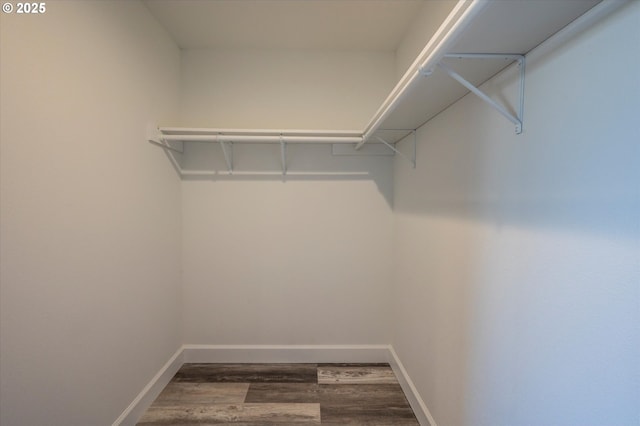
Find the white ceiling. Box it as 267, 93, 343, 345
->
143, 0, 425, 51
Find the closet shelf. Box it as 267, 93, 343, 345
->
149, 0, 621, 175
360, 0, 611, 145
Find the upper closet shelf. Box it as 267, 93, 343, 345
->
149, 0, 621, 155
359, 0, 610, 146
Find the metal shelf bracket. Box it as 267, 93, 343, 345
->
147, 124, 184, 154
280, 136, 287, 175
375, 130, 416, 169
219, 140, 233, 174
436, 53, 525, 134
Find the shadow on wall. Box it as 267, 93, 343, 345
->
391, 10, 640, 423
173, 142, 395, 208
393, 52, 639, 241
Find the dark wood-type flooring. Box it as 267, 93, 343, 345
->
138, 363, 420, 425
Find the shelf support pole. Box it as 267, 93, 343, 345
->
375, 135, 416, 169
158, 139, 184, 177
219, 140, 233, 174
280, 136, 287, 175
436, 56, 524, 134
148, 139, 183, 154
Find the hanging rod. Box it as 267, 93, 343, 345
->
159, 127, 361, 137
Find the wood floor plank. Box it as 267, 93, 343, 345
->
318, 383, 411, 405
320, 403, 419, 425
150, 383, 249, 406
137, 403, 321, 424
317, 365, 398, 384
244, 383, 319, 403
318, 383, 419, 424
174, 363, 318, 383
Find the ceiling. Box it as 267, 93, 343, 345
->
143, 0, 425, 51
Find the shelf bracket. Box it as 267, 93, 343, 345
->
436, 54, 525, 134
146, 124, 184, 177
280, 136, 287, 175
375, 133, 416, 169
147, 124, 184, 154
148, 139, 183, 154
219, 140, 233, 174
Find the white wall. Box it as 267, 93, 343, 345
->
178, 44, 397, 346
0, 2, 182, 425
392, 3, 640, 426
181, 144, 395, 345
179, 49, 396, 130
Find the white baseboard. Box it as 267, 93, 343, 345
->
114, 344, 434, 426
182, 344, 391, 363
387, 346, 436, 426
112, 346, 184, 426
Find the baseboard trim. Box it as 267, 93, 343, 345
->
112, 346, 184, 426
387, 346, 436, 426
114, 344, 434, 426
183, 344, 391, 363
